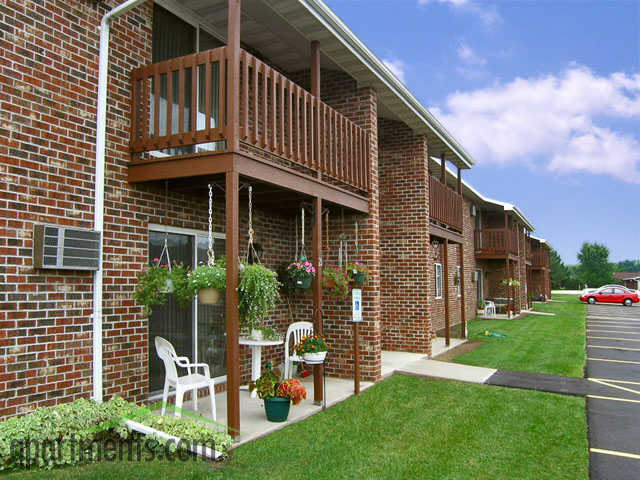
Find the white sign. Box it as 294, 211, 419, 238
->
352, 289, 362, 322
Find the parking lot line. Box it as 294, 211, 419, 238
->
588, 345, 640, 352
588, 336, 640, 342
588, 357, 640, 365
588, 395, 640, 404
589, 378, 640, 386
588, 323, 640, 329
590, 448, 640, 460
589, 378, 640, 396
587, 329, 640, 335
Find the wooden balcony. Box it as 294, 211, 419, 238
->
474, 228, 518, 258
532, 251, 550, 270
128, 46, 370, 209
429, 177, 463, 232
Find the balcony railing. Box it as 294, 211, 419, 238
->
130, 46, 369, 192
474, 228, 518, 256
532, 251, 550, 269
429, 177, 463, 231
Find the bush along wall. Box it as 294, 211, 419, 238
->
0, 397, 233, 471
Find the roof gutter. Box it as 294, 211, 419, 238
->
93, 0, 148, 403
297, 0, 474, 169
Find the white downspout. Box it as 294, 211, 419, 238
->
93, 0, 148, 403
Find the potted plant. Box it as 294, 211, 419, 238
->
188, 258, 226, 305
294, 333, 329, 363
286, 261, 316, 290
322, 265, 350, 298
238, 263, 281, 338
346, 261, 368, 286
251, 364, 306, 422
134, 261, 173, 315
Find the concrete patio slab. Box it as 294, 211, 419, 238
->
396, 359, 496, 384
164, 374, 374, 447
381, 350, 427, 377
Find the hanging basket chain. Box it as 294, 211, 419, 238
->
207, 184, 215, 266
245, 185, 261, 265
157, 180, 172, 272
299, 206, 307, 261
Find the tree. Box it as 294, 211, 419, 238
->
615, 260, 640, 272
549, 249, 568, 289
577, 242, 614, 288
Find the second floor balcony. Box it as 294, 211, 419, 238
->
429, 176, 463, 232
531, 251, 550, 269
128, 46, 370, 195
475, 228, 518, 258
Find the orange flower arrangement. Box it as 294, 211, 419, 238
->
277, 378, 307, 405
294, 334, 329, 356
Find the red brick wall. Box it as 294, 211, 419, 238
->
378, 119, 430, 353
0, 0, 386, 421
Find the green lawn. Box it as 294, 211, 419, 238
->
4, 375, 588, 480
453, 294, 585, 377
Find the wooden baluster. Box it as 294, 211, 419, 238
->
302, 91, 307, 165
279, 75, 285, 155
242, 50, 248, 140
295, 86, 300, 161
153, 64, 160, 145
252, 56, 258, 145
328, 109, 333, 177
262, 65, 268, 148
287, 79, 293, 159
219, 50, 226, 131
166, 68, 173, 144
204, 58, 211, 140
190, 55, 197, 141
271, 68, 276, 152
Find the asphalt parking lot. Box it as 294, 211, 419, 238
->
586, 303, 640, 479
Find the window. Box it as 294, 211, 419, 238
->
148, 225, 226, 394
435, 263, 443, 299
456, 266, 461, 297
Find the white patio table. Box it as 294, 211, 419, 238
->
239, 337, 284, 398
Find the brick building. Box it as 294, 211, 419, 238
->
0, 0, 551, 434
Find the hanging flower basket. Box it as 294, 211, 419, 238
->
322, 265, 350, 298
188, 262, 226, 306
286, 261, 316, 290
347, 262, 369, 287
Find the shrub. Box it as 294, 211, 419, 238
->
0, 396, 232, 471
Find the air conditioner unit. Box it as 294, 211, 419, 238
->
33, 224, 101, 270
471, 205, 477, 217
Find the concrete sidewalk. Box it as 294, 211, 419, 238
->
397, 359, 496, 384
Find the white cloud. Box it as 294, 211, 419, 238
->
457, 43, 486, 66
383, 58, 407, 83
431, 65, 640, 183
418, 0, 502, 27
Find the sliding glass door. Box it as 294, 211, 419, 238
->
148, 228, 226, 393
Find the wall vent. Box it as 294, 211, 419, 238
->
33, 225, 100, 270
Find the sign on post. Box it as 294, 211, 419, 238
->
352, 288, 362, 322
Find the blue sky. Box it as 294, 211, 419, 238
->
325, 0, 640, 264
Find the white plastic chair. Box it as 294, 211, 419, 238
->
284, 321, 314, 379
484, 300, 496, 318
154, 336, 216, 421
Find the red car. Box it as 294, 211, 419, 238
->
580, 286, 639, 306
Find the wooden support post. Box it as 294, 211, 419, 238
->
459, 242, 466, 339
505, 257, 511, 315
440, 154, 446, 184
354, 321, 360, 395
225, 169, 240, 438
311, 41, 321, 178
443, 238, 450, 346
312, 196, 323, 404
227, 0, 241, 152
457, 166, 462, 194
